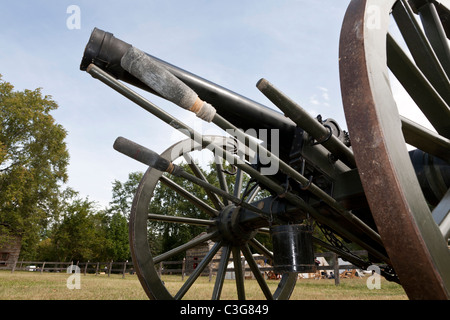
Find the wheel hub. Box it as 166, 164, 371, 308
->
215, 204, 258, 246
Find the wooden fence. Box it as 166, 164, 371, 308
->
1, 250, 368, 285
2, 260, 135, 278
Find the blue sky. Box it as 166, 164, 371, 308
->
0, 1, 355, 207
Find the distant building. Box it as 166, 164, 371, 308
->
185, 232, 223, 276
0, 233, 22, 269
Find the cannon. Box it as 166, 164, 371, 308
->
80, 0, 450, 300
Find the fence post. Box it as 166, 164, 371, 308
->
122, 261, 127, 279
209, 263, 213, 282
11, 259, 17, 273
182, 258, 186, 281
84, 261, 89, 276
108, 260, 113, 277
333, 253, 340, 286
40, 262, 46, 274
95, 262, 99, 275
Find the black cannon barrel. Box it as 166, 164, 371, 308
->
80, 28, 296, 160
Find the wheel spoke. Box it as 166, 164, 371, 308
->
418, 2, 450, 78
177, 169, 268, 217
257, 227, 270, 234
153, 231, 218, 264
175, 241, 222, 300
160, 175, 220, 217
249, 238, 273, 261
147, 213, 215, 227
401, 116, 450, 163
215, 156, 230, 205
231, 247, 245, 300
387, 33, 450, 139
234, 168, 243, 198
432, 187, 450, 238
212, 244, 231, 300
245, 185, 261, 203
241, 244, 273, 300
392, 0, 450, 107
184, 153, 224, 210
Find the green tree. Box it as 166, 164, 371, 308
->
108, 171, 162, 255
105, 172, 142, 261
0, 76, 69, 257
37, 188, 132, 262
105, 212, 130, 261
109, 171, 143, 217
47, 191, 107, 262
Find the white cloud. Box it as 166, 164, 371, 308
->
309, 86, 331, 109
319, 86, 330, 101
309, 95, 320, 105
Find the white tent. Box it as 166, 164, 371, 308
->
225, 261, 238, 280
298, 256, 331, 279
338, 257, 366, 277
225, 254, 266, 280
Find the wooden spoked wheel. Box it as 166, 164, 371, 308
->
340, 0, 450, 299
129, 136, 297, 300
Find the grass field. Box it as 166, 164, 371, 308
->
0, 270, 407, 300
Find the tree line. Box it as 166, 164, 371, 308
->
0, 76, 271, 263
0, 75, 350, 265
0, 75, 130, 262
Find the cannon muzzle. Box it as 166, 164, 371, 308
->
81, 28, 297, 159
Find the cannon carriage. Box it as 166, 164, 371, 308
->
80, 0, 450, 299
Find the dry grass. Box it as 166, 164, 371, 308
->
164, 275, 407, 300
0, 270, 407, 300
0, 271, 147, 300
